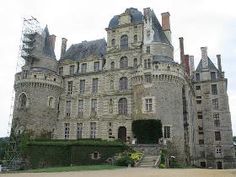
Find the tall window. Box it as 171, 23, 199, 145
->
134, 35, 137, 43
109, 99, 113, 113
119, 77, 128, 91
64, 123, 70, 139
211, 72, 216, 80
213, 113, 220, 127
92, 78, 98, 93
215, 146, 222, 157
48, 97, 54, 108
211, 84, 218, 95
80, 80, 85, 94
77, 123, 83, 139
215, 131, 221, 141
145, 98, 153, 112
94, 62, 99, 72
65, 100, 71, 116
196, 73, 200, 81
145, 74, 152, 83
81, 63, 87, 73
67, 81, 73, 95
133, 58, 138, 67
18, 93, 27, 109
197, 112, 203, 119
120, 56, 128, 68
91, 99, 97, 113
144, 59, 151, 69
69, 65, 75, 75
212, 98, 219, 109
164, 126, 171, 138
146, 46, 150, 54
78, 100, 83, 117
118, 98, 127, 115
90, 122, 97, 139
111, 39, 115, 47
111, 62, 115, 70
59, 67, 63, 75
120, 35, 128, 49
110, 80, 114, 90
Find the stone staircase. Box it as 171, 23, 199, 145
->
139, 155, 160, 168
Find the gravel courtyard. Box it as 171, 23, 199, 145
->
1, 168, 236, 177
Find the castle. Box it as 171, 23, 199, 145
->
11, 8, 235, 168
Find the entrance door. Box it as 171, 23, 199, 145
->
216, 161, 223, 169
118, 126, 126, 142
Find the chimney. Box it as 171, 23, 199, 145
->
201, 47, 208, 68
184, 55, 190, 75
60, 38, 67, 59
189, 55, 195, 75
216, 54, 222, 72
179, 37, 184, 64
161, 12, 171, 43
48, 34, 56, 51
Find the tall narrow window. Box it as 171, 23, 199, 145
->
18, 93, 27, 109
81, 63, 87, 73
120, 56, 128, 69
65, 100, 71, 116
213, 113, 220, 127
94, 62, 99, 72
211, 84, 218, 95
146, 46, 150, 54
92, 78, 98, 93
145, 74, 152, 83
120, 35, 128, 49
67, 81, 73, 94
109, 99, 113, 113
215, 131, 221, 141
90, 122, 97, 139
110, 80, 114, 90
77, 123, 83, 139
111, 62, 115, 70
164, 126, 171, 138
111, 39, 115, 47
59, 67, 63, 76
133, 58, 138, 67
48, 97, 54, 108
144, 59, 151, 69
196, 73, 200, 81
145, 98, 153, 112
119, 77, 128, 91
91, 99, 97, 113
118, 98, 127, 115
80, 80, 85, 94
69, 65, 75, 75
134, 35, 137, 43
212, 98, 219, 109
78, 100, 83, 117
64, 123, 70, 139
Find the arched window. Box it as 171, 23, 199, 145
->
19, 93, 27, 109
134, 35, 137, 43
111, 39, 115, 47
118, 98, 127, 115
133, 58, 138, 67
120, 56, 128, 69
120, 35, 128, 49
119, 77, 128, 90
109, 99, 113, 113
111, 62, 115, 70
48, 97, 55, 108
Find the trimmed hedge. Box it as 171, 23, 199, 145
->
23, 139, 128, 169
132, 119, 162, 144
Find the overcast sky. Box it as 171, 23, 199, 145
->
0, 0, 236, 137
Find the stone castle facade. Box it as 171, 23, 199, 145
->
11, 8, 235, 168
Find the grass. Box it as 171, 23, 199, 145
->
24, 164, 123, 173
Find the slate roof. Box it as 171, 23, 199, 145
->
108, 8, 143, 29
196, 57, 219, 72
63, 39, 106, 61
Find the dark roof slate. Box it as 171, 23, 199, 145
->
196, 57, 219, 72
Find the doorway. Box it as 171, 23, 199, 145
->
118, 126, 127, 142
216, 161, 223, 169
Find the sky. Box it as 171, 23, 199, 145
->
0, 0, 236, 137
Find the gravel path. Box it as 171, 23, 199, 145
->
1, 168, 236, 177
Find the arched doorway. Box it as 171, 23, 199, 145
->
216, 161, 223, 169
118, 126, 126, 142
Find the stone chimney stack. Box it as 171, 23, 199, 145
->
60, 38, 67, 59
161, 12, 171, 43
179, 37, 184, 64
48, 34, 56, 51
201, 47, 208, 68
184, 55, 190, 75
216, 54, 222, 72
189, 55, 195, 76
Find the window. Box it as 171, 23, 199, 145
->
147, 30, 150, 38
18, 93, 27, 109
65, 100, 71, 116
78, 100, 83, 117
92, 78, 98, 93
64, 123, 70, 139
215, 146, 222, 157
134, 35, 137, 43
90, 122, 97, 139
196, 96, 202, 104
144, 59, 151, 69
145, 74, 152, 83
197, 112, 203, 119
91, 151, 100, 160
111, 39, 115, 47
211, 84, 218, 95
94, 62, 99, 72
198, 126, 204, 134
118, 98, 127, 115
22, 70, 28, 79
120, 56, 128, 68
119, 77, 128, 90
109, 99, 113, 113
213, 113, 220, 127
48, 97, 54, 108
80, 80, 85, 94
120, 35, 128, 49
196, 85, 201, 90
59, 67, 63, 75
145, 98, 153, 112
108, 128, 113, 138
212, 98, 219, 109
69, 65, 75, 75
81, 63, 87, 73
146, 46, 150, 54
77, 123, 83, 139
91, 99, 97, 113
196, 73, 200, 81
67, 81, 73, 94
199, 139, 204, 145
200, 162, 206, 168
111, 62, 115, 70
215, 131, 221, 141
133, 58, 138, 67
211, 72, 216, 80
110, 80, 114, 90
164, 126, 171, 138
